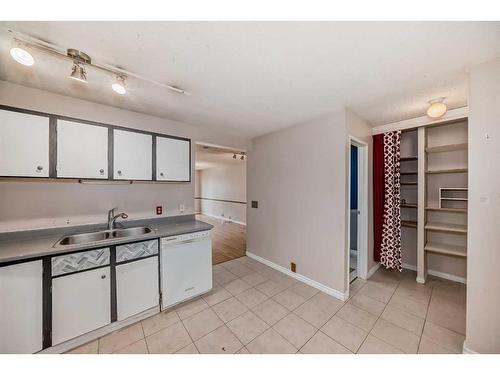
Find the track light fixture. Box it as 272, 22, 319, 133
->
7, 30, 190, 96
67, 49, 91, 84
112, 75, 127, 95
10, 46, 34, 66
233, 154, 237, 159
240, 154, 245, 160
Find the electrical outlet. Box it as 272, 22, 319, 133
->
291, 262, 296, 273
156, 206, 163, 215
179, 204, 185, 213
251, 200, 258, 208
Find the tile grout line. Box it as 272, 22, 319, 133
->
353, 272, 403, 353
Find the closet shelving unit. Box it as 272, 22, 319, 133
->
400, 131, 419, 230
416, 118, 469, 283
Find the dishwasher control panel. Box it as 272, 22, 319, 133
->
161, 230, 210, 246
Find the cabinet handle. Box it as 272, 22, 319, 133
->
160, 172, 165, 177
117, 170, 122, 176
99, 169, 105, 175
36, 165, 43, 172
101, 274, 106, 279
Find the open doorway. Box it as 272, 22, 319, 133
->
350, 144, 359, 282
347, 136, 369, 291
195, 143, 247, 265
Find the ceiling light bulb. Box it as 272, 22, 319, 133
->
426, 98, 447, 118
70, 63, 87, 83
10, 47, 34, 66
112, 75, 127, 95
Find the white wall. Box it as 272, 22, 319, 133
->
465, 58, 500, 353
0, 81, 250, 232
198, 161, 246, 224
247, 110, 369, 296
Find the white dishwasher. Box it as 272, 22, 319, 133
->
160, 230, 212, 309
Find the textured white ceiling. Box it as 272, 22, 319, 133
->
1, 22, 499, 139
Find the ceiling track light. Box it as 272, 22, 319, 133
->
426, 98, 447, 119
68, 49, 91, 83
112, 75, 127, 95
10, 45, 35, 66
233, 154, 237, 159
7, 29, 190, 95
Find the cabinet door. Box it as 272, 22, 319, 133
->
0, 260, 43, 353
116, 257, 159, 321
156, 136, 190, 181
113, 129, 152, 180
57, 120, 108, 179
52, 267, 110, 345
0, 109, 49, 177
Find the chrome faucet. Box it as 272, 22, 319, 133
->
107, 208, 128, 230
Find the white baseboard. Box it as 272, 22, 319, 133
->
200, 212, 246, 226
402, 263, 467, 284
462, 343, 478, 354
367, 263, 381, 279
246, 251, 346, 301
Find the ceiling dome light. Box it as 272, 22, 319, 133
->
426, 98, 447, 119
112, 75, 127, 95
70, 62, 88, 83
10, 47, 34, 66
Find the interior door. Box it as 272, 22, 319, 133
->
52, 267, 111, 345
57, 119, 108, 179
113, 129, 152, 180
0, 260, 43, 353
116, 257, 159, 321
156, 136, 190, 181
0, 109, 49, 177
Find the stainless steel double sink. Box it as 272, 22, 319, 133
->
55, 226, 153, 247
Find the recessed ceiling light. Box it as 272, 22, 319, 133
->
112, 75, 127, 95
10, 47, 34, 66
69, 62, 88, 83
426, 98, 447, 118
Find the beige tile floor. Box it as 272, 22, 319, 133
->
67, 256, 466, 354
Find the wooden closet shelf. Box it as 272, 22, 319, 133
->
401, 203, 418, 208
440, 197, 468, 201
402, 220, 418, 228
401, 182, 418, 186
425, 242, 467, 258
425, 222, 467, 234
401, 172, 418, 175
401, 156, 418, 161
425, 207, 467, 213
426, 168, 468, 174
426, 143, 468, 153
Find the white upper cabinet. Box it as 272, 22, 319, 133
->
113, 129, 152, 180
156, 136, 190, 181
57, 120, 108, 179
0, 109, 49, 177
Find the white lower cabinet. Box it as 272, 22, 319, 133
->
52, 267, 111, 345
0, 260, 43, 353
116, 257, 159, 321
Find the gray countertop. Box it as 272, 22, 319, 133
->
0, 214, 213, 264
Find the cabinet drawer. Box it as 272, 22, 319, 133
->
51, 248, 110, 276
116, 240, 158, 263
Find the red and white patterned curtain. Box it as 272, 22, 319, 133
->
380, 131, 402, 271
